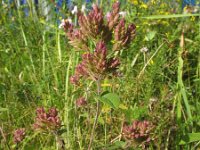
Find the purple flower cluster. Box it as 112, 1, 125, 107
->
62, 2, 136, 51
33, 107, 61, 133
107, 2, 120, 30
113, 19, 136, 51
13, 128, 26, 144
122, 120, 153, 142
61, 2, 136, 84
76, 97, 87, 107
79, 4, 104, 40
70, 41, 120, 84
63, 19, 88, 51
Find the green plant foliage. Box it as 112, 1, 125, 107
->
105, 141, 127, 150
180, 133, 200, 145
100, 92, 120, 109
144, 31, 157, 41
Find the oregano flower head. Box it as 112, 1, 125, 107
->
62, 2, 136, 84
61, 1, 136, 51
33, 107, 61, 133
122, 120, 153, 143
13, 128, 26, 144
70, 41, 120, 84
76, 97, 87, 107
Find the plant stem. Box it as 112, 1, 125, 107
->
177, 30, 192, 122
0, 127, 11, 150
88, 79, 101, 150
138, 42, 165, 78
55, 134, 65, 150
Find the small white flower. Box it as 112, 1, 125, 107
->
59, 18, 72, 29
193, 6, 199, 13
119, 11, 127, 17
140, 47, 149, 53
67, 18, 72, 24
92, 3, 96, 8
81, 5, 86, 12
72, 5, 78, 14
58, 24, 63, 29
59, 19, 65, 29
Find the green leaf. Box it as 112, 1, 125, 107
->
0, 107, 8, 112
100, 92, 120, 109
57, 129, 68, 135
145, 31, 157, 41
139, 14, 200, 19
98, 117, 105, 125
124, 106, 148, 122
179, 133, 200, 145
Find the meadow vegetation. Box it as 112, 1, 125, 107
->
0, 0, 200, 149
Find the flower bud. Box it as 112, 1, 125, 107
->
13, 128, 26, 144
76, 97, 87, 107
33, 107, 61, 133
122, 120, 153, 144
70, 75, 80, 85
107, 1, 120, 30
95, 41, 107, 59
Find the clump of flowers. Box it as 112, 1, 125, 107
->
76, 97, 87, 107
61, 2, 136, 149
61, 1, 136, 52
106, 1, 120, 30
140, 47, 149, 53
113, 18, 136, 50
61, 2, 135, 84
33, 107, 61, 133
13, 128, 26, 144
70, 41, 120, 84
122, 120, 154, 147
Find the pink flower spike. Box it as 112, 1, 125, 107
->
76, 97, 87, 107
13, 128, 26, 144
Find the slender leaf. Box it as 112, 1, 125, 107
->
179, 133, 200, 145
139, 14, 200, 19
100, 93, 120, 109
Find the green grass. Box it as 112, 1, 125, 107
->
0, 1, 200, 149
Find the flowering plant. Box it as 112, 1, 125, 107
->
13, 128, 26, 144
60, 2, 136, 149
123, 120, 153, 142
33, 107, 61, 133
61, 2, 135, 84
